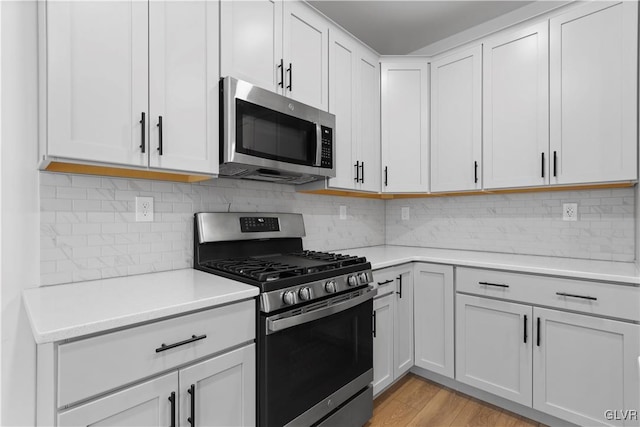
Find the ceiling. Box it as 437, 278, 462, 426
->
308, 1, 536, 55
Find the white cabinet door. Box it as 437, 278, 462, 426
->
46, 1, 148, 167
550, 1, 638, 185
220, 0, 282, 93
328, 30, 358, 190
533, 308, 640, 427
393, 270, 414, 379
430, 46, 482, 192
381, 61, 429, 193
456, 294, 533, 406
149, 1, 218, 174
356, 49, 381, 193
58, 372, 176, 427
179, 344, 256, 427
373, 293, 394, 396
282, 1, 329, 111
413, 264, 454, 378
483, 22, 549, 189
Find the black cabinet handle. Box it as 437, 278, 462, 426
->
396, 275, 402, 298
384, 166, 388, 187
168, 392, 176, 427
553, 151, 557, 177
187, 384, 195, 426
155, 334, 207, 353
286, 63, 292, 91
523, 315, 527, 344
139, 112, 146, 153
354, 161, 360, 182
157, 116, 163, 156
278, 59, 284, 88
377, 279, 394, 286
372, 311, 377, 338
360, 161, 364, 183
536, 317, 541, 347
556, 292, 597, 301
541, 152, 545, 178
474, 161, 478, 183
478, 281, 509, 288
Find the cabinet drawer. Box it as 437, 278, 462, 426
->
456, 267, 639, 321
372, 265, 409, 298
57, 300, 255, 408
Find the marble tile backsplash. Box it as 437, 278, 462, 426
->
386, 188, 636, 262
40, 173, 385, 286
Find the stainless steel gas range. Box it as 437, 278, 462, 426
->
193, 212, 375, 427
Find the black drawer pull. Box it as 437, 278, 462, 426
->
555, 292, 597, 301
537, 317, 541, 347
523, 315, 527, 344
168, 392, 176, 427
155, 334, 207, 353
157, 116, 163, 156
139, 112, 146, 153
478, 281, 509, 288
396, 275, 403, 298
354, 161, 360, 182
187, 384, 195, 426
474, 161, 478, 183
377, 279, 394, 286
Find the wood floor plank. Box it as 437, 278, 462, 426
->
406, 388, 468, 426
394, 378, 441, 410
449, 397, 485, 427
365, 398, 419, 426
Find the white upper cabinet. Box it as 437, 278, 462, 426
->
549, 1, 638, 185
381, 60, 429, 193
328, 29, 358, 190
148, 1, 219, 174
483, 22, 549, 189
220, 0, 283, 93
430, 46, 482, 192
283, 1, 329, 110
46, 1, 149, 167
43, 1, 219, 176
327, 28, 380, 192
356, 49, 381, 193
221, 0, 328, 111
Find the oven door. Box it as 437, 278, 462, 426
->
259, 288, 374, 427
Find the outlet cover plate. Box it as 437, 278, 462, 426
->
135, 196, 154, 222
562, 203, 577, 221
401, 206, 410, 221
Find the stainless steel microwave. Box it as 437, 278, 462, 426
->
219, 76, 336, 184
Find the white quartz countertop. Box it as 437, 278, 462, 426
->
23, 269, 258, 344
341, 245, 640, 285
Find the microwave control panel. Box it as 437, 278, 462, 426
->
320, 126, 333, 169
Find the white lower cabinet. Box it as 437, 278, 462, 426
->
413, 263, 454, 378
455, 295, 533, 406
372, 293, 394, 395
456, 286, 640, 427
58, 372, 176, 427
58, 345, 255, 427
533, 308, 639, 427
372, 265, 413, 395
38, 300, 256, 426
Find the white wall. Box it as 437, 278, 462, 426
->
1, 1, 39, 425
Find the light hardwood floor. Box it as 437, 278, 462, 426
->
365, 374, 545, 427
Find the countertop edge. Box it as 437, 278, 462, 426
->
25, 287, 259, 345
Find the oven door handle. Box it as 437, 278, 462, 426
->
266, 289, 376, 334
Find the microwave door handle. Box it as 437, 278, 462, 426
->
315, 123, 322, 167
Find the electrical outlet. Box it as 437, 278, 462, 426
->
401, 206, 410, 221
135, 197, 154, 222
562, 203, 578, 221
339, 205, 347, 220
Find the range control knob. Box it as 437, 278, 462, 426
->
298, 287, 312, 301
324, 280, 337, 294
347, 275, 358, 287
358, 272, 368, 283
282, 290, 296, 306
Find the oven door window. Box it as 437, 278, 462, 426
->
236, 99, 317, 166
260, 299, 373, 427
